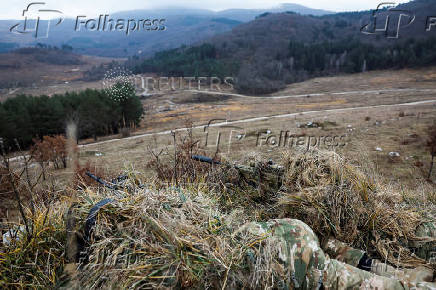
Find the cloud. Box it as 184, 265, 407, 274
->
0, 0, 411, 19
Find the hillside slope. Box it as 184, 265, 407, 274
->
0, 47, 113, 89
0, 3, 332, 57
133, 0, 436, 94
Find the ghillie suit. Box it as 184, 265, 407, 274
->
191, 155, 285, 219
237, 218, 436, 289
209, 151, 435, 269
324, 238, 435, 286
62, 150, 436, 288
278, 149, 436, 270
64, 187, 436, 289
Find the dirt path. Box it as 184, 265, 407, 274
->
187, 88, 436, 100
7, 89, 436, 163
82, 98, 436, 148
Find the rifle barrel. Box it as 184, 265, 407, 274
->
191, 155, 221, 165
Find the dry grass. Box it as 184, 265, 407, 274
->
74, 183, 247, 289
0, 204, 66, 288
1, 147, 435, 288
64, 148, 435, 288
278, 149, 435, 269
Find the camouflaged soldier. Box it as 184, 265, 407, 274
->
411, 221, 436, 264
219, 159, 284, 201
324, 238, 435, 286
236, 218, 436, 289
324, 220, 436, 269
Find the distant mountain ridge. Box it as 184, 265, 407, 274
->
0, 3, 333, 57
131, 0, 436, 94
112, 4, 333, 20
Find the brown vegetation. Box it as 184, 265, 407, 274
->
279, 149, 433, 268
31, 135, 74, 171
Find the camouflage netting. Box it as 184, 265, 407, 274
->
279, 149, 436, 269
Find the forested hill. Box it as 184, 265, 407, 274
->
130, 0, 436, 94
0, 3, 332, 57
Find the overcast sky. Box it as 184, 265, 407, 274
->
1, 0, 411, 19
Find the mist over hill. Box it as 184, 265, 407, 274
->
130, 0, 436, 94
0, 3, 332, 57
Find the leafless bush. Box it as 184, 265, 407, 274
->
146, 121, 220, 186
31, 135, 74, 171
0, 138, 65, 236
0, 140, 34, 237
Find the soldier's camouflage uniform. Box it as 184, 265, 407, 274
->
412, 222, 436, 263
325, 237, 435, 286
237, 218, 436, 289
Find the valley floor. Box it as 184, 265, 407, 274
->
5, 67, 436, 190
76, 67, 436, 188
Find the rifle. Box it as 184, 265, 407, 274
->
86, 172, 117, 190
191, 155, 221, 165
191, 155, 284, 195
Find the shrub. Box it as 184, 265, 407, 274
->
31, 135, 72, 170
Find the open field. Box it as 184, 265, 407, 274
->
0, 52, 118, 99
140, 67, 436, 132
3, 66, 436, 190
25, 66, 429, 191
